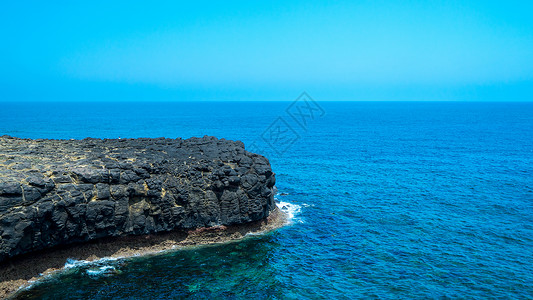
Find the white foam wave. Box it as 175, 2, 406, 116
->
15, 258, 120, 294
86, 265, 118, 277
64, 258, 90, 269
276, 201, 303, 223
64, 257, 120, 269
244, 231, 265, 237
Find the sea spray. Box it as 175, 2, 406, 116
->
86, 266, 120, 278
276, 201, 303, 224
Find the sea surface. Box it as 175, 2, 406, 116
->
1, 101, 533, 299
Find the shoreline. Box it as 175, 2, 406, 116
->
0, 207, 288, 299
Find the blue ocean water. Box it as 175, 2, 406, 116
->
1, 101, 533, 299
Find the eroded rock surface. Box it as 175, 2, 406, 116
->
0, 136, 276, 262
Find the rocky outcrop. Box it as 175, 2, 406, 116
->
0, 136, 276, 263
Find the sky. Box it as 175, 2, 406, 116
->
1, 1, 533, 101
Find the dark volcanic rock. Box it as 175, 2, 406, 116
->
0, 136, 276, 262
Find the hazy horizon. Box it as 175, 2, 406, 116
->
2, 1, 533, 102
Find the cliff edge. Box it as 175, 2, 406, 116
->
0, 136, 276, 263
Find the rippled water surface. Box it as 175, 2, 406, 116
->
2, 101, 533, 299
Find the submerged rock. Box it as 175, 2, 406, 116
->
0, 136, 276, 263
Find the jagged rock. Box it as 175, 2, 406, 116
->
0, 136, 276, 262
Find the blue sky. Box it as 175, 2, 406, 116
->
1, 1, 532, 101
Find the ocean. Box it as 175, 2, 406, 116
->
1, 101, 532, 299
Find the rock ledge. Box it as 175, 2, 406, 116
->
0, 136, 276, 263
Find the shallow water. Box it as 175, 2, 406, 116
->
2, 101, 533, 299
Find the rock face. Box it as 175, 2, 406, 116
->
0, 136, 276, 263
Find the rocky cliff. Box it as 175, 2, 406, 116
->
0, 136, 276, 263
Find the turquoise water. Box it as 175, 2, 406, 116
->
2, 101, 533, 299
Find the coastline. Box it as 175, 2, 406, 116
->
0, 207, 288, 299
